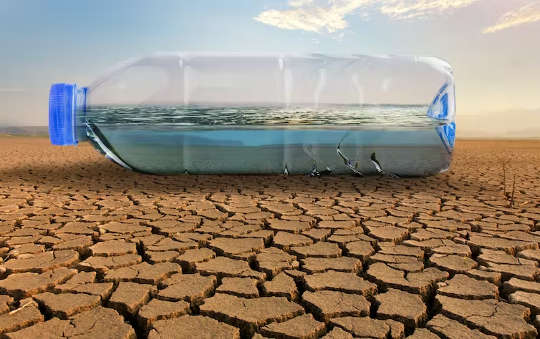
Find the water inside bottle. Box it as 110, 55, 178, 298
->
84, 104, 454, 176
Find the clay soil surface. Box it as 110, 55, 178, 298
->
0, 137, 539, 338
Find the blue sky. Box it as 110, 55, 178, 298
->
1, 0, 539, 136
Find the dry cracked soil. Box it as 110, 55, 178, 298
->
0, 137, 539, 339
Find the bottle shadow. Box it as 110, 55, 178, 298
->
0, 158, 490, 198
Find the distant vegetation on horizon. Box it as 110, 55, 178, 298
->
0, 126, 49, 136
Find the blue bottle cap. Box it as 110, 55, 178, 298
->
49, 83, 78, 145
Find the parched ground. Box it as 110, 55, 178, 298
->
0, 137, 539, 339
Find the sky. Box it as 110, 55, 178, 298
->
1, 0, 539, 137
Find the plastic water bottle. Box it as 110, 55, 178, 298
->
49, 53, 455, 176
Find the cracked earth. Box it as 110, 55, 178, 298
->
0, 137, 539, 338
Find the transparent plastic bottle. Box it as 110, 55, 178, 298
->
49, 53, 456, 176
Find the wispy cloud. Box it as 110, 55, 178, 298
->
254, 0, 372, 33
254, 0, 480, 33
379, 0, 480, 19
483, 2, 540, 33
255, 0, 540, 35
289, 0, 315, 7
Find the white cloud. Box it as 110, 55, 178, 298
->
255, 0, 481, 33
255, 0, 540, 35
289, 0, 315, 7
254, 0, 373, 33
483, 2, 540, 33
380, 0, 480, 19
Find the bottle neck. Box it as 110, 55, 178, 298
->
75, 86, 88, 142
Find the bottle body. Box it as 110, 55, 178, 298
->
53, 53, 456, 176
